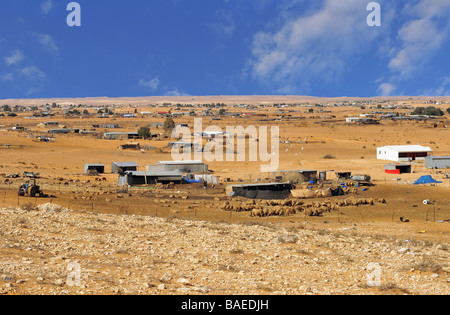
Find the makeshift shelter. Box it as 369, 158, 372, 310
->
331, 186, 345, 196
119, 142, 141, 150
147, 160, 207, 174
425, 156, 450, 169
414, 175, 442, 185
118, 171, 183, 186
268, 170, 317, 183
384, 164, 412, 174
104, 132, 139, 140
230, 183, 293, 200
335, 172, 352, 180
111, 162, 139, 174
84, 164, 105, 174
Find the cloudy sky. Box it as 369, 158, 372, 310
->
0, 0, 449, 98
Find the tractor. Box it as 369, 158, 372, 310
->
18, 179, 45, 197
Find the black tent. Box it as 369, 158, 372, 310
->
231, 183, 293, 200
331, 186, 344, 196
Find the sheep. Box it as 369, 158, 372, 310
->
249, 209, 261, 217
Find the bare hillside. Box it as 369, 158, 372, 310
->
0, 203, 448, 295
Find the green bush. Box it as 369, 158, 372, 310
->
411, 106, 444, 116
137, 126, 151, 139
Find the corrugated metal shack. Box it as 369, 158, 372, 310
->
425, 156, 450, 169
147, 160, 208, 174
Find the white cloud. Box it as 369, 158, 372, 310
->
382, 0, 450, 94
246, 0, 383, 93
139, 77, 160, 91
1, 73, 14, 81
20, 66, 46, 81
15, 66, 47, 95
388, 18, 447, 78
210, 9, 236, 37
377, 83, 397, 96
41, 0, 53, 15
164, 89, 191, 97
33, 33, 59, 54
420, 76, 450, 96
4, 50, 24, 66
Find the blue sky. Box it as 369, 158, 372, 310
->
0, 0, 449, 99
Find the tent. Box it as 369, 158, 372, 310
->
414, 175, 442, 185
231, 183, 293, 200
331, 186, 345, 196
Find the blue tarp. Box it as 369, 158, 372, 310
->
414, 175, 442, 185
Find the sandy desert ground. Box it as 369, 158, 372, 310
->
0, 95, 448, 295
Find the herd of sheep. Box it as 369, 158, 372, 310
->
221, 196, 386, 217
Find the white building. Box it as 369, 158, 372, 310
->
377, 145, 432, 162
346, 117, 361, 123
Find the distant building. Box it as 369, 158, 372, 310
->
377, 145, 432, 162
346, 117, 361, 123
104, 132, 139, 140
346, 117, 379, 124
48, 128, 79, 134
38, 121, 59, 127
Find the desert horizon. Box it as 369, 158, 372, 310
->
1, 94, 450, 107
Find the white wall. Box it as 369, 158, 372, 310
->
377, 147, 400, 162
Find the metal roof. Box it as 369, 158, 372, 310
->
157, 160, 204, 165
378, 145, 432, 152
112, 162, 139, 167
231, 182, 291, 188
124, 171, 183, 177
270, 170, 317, 173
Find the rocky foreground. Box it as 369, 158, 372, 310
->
0, 203, 448, 295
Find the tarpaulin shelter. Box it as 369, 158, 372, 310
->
414, 175, 442, 185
